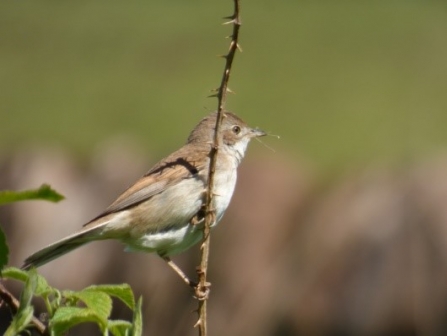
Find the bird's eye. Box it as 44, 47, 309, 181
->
232, 125, 241, 134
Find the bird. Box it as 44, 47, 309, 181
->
22, 111, 265, 286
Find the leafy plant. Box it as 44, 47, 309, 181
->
0, 185, 142, 335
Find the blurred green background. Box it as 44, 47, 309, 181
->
2, 0, 447, 170
3, 2, 447, 335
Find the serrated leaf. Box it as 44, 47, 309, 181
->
2, 266, 28, 282
108, 320, 132, 336
64, 289, 112, 321
34, 272, 53, 296
50, 306, 106, 334
4, 306, 34, 336
85, 284, 135, 310
2, 267, 54, 297
0, 184, 64, 205
130, 297, 143, 336
0, 226, 9, 271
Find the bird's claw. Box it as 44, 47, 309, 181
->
194, 281, 211, 301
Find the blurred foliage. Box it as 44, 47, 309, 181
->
1, 0, 447, 169
0, 184, 63, 271
0, 228, 7, 272
0, 184, 64, 205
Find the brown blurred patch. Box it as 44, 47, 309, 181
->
3, 147, 447, 335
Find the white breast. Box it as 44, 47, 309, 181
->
212, 158, 238, 223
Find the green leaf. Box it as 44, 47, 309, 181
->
108, 320, 132, 336
35, 275, 54, 298
2, 267, 54, 296
50, 306, 106, 334
130, 297, 143, 336
85, 284, 135, 310
1, 267, 28, 282
5, 268, 38, 335
4, 306, 34, 336
19, 268, 37, 310
61, 290, 82, 307
64, 289, 112, 322
0, 226, 9, 272
0, 184, 64, 205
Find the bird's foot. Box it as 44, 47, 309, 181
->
194, 281, 211, 301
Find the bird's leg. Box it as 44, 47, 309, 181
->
161, 256, 197, 288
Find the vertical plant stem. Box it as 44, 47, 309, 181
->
196, 1, 242, 335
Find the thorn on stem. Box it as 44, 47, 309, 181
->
194, 319, 202, 328
223, 19, 235, 25
196, 266, 204, 276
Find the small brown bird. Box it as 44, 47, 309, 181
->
22, 112, 265, 284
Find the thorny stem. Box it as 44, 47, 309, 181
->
195, 0, 242, 335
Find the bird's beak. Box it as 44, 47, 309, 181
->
250, 128, 267, 138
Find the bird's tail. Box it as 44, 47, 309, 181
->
22, 225, 104, 270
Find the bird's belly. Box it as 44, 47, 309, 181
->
121, 166, 237, 256
125, 224, 203, 256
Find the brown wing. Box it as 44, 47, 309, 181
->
84, 143, 210, 226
